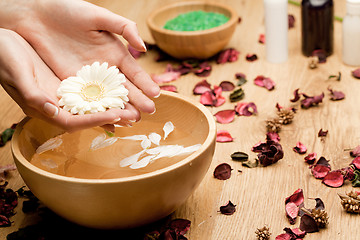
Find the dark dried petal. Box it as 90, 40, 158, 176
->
193, 79, 212, 95
352, 68, 360, 79
290, 88, 301, 102
229, 88, 245, 102
304, 152, 317, 164
194, 62, 212, 77
352, 156, 360, 169
328, 88, 345, 101
214, 110, 236, 124
235, 73, 247, 86
259, 34, 265, 44
169, 218, 191, 236
257, 140, 284, 167
288, 14, 295, 29
285, 202, 299, 224
299, 214, 319, 233
245, 54, 258, 62
313, 198, 325, 210
293, 142, 307, 154
350, 145, 360, 157
219, 81, 235, 91
275, 233, 292, 240
318, 129, 328, 137
231, 152, 249, 161
160, 85, 177, 92
216, 130, 233, 143
285, 189, 304, 207
213, 163, 232, 180
322, 171, 344, 188
316, 156, 331, 167
219, 201, 236, 215
311, 49, 327, 63
352, 170, 360, 187
300, 92, 324, 109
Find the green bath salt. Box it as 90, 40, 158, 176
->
163, 10, 229, 31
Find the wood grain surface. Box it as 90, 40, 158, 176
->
1, 0, 359, 239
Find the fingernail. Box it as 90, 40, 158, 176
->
154, 91, 161, 98
111, 117, 121, 124
141, 41, 147, 52
126, 123, 133, 127
129, 119, 136, 123
150, 107, 156, 115
43, 102, 59, 118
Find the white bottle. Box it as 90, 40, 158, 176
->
343, 0, 360, 66
264, 0, 288, 63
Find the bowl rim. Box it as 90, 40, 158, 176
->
147, 1, 238, 36
11, 91, 216, 184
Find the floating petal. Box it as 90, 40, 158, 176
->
36, 137, 63, 154
40, 159, 58, 169
119, 150, 146, 167
148, 132, 161, 145
130, 155, 156, 169
163, 121, 174, 140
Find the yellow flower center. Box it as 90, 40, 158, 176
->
80, 82, 104, 101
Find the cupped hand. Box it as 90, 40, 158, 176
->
0, 29, 141, 132
15, 0, 160, 115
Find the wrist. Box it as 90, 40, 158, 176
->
0, 0, 36, 31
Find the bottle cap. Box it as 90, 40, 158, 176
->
347, 0, 360, 15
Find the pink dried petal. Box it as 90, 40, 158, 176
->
219, 201, 236, 215
200, 91, 216, 106
322, 171, 344, 187
213, 163, 232, 180
275, 233, 292, 240
259, 34, 266, 44
254, 75, 275, 90
350, 145, 360, 157
214, 110, 236, 124
213, 85, 223, 98
193, 79, 212, 95
284, 227, 306, 238
293, 142, 307, 154
0, 164, 16, 181
352, 156, 360, 169
275, 103, 283, 111
216, 130, 234, 143
318, 129, 328, 137
151, 71, 181, 84
266, 132, 280, 143
234, 102, 258, 116
290, 88, 301, 102
311, 49, 327, 63
214, 95, 226, 107
352, 68, 360, 79
304, 152, 317, 164
219, 81, 235, 91
311, 164, 331, 179
301, 92, 324, 109
216, 48, 239, 64
328, 88, 345, 101
159, 85, 177, 92
288, 14, 295, 29
194, 61, 212, 77
128, 44, 144, 59
285, 189, 304, 207
285, 202, 299, 225
245, 54, 258, 62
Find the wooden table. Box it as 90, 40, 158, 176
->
1, 0, 358, 239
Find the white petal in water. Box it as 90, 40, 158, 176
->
90, 133, 106, 149
129, 155, 156, 169
141, 138, 152, 149
148, 132, 161, 145
36, 137, 63, 154
163, 121, 174, 140
90, 134, 118, 150
145, 145, 169, 155
119, 150, 146, 167
119, 135, 148, 141
179, 144, 202, 155
40, 159, 58, 169
152, 145, 184, 160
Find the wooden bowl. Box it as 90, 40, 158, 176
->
147, 1, 238, 59
11, 91, 216, 229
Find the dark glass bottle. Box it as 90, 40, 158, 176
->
301, 0, 334, 56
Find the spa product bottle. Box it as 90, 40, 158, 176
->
301, 0, 334, 56
263, 0, 288, 63
342, 0, 360, 66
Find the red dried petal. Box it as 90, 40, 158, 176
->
234, 102, 258, 116
214, 96, 226, 107
169, 218, 191, 236
285, 202, 299, 225
194, 61, 212, 77
328, 88, 345, 101
299, 214, 319, 233
217, 48, 240, 64
311, 49, 327, 63
304, 152, 317, 164
352, 68, 360, 79
152, 71, 181, 84
214, 110, 236, 124
200, 91, 216, 106
216, 130, 234, 143
300, 92, 324, 109
193, 79, 212, 95
284, 227, 306, 238
318, 129, 328, 137
266, 132, 280, 143
259, 34, 266, 44
245, 54, 258, 62
285, 189, 304, 207
275, 233, 292, 240
213, 163, 232, 180
350, 145, 360, 157
322, 171, 344, 188
219, 81, 235, 91
160, 85, 177, 92
235, 72, 246, 80
219, 201, 236, 215
311, 164, 331, 179
288, 14, 295, 29
257, 140, 284, 166
293, 142, 307, 154
254, 75, 275, 90
352, 156, 360, 169
290, 88, 301, 102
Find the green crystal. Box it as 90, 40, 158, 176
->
163, 10, 229, 31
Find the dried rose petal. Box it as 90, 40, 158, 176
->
284, 227, 306, 238
311, 164, 331, 179
352, 156, 360, 169
216, 48, 240, 64
231, 152, 249, 161
350, 145, 360, 157
311, 49, 327, 63
341, 166, 355, 181
216, 130, 234, 143
151, 71, 181, 84
290, 88, 301, 102
193, 79, 212, 95
254, 75, 275, 90
285, 189, 304, 207
299, 214, 319, 233
285, 202, 299, 224
234, 102, 258, 116
160, 85, 177, 92
194, 61, 212, 77
293, 141, 307, 154
288, 14, 295, 29
246, 54, 258, 62
259, 34, 265, 44
229, 88, 245, 102
304, 152, 317, 164
214, 95, 226, 107
301, 92, 324, 109
219, 81, 235, 91
0, 164, 16, 181
213, 163, 232, 180
255, 140, 284, 167
352, 68, 360, 79
214, 110, 236, 124
169, 218, 191, 236
318, 129, 328, 137
322, 170, 344, 187
200, 91, 216, 106
266, 132, 280, 143
313, 198, 325, 210
219, 201, 236, 215
328, 88, 345, 101
275, 233, 292, 240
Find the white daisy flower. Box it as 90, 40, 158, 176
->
57, 62, 129, 115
